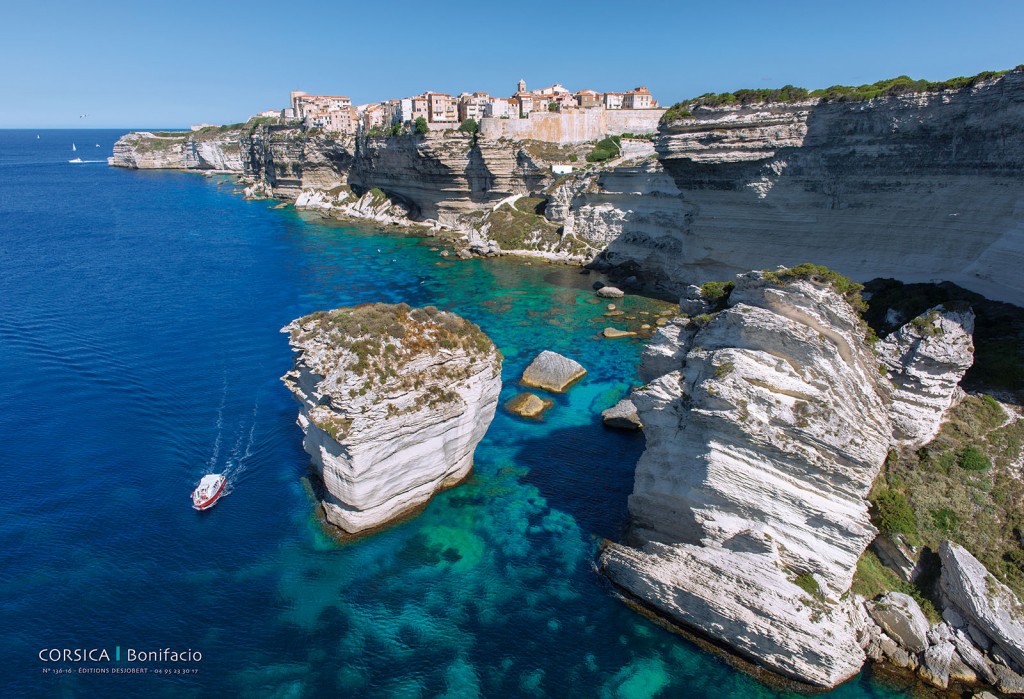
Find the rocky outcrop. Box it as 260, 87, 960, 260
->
294, 187, 412, 227
878, 305, 976, 446
602, 271, 894, 687
601, 399, 642, 430
856, 541, 1024, 694
940, 541, 1024, 671
520, 350, 586, 393
108, 129, 244, 170
603, 539, 867, 686
281, 303, 501, 534
866, 593, 931, 653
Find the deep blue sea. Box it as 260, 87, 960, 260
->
0, 130, 910, 698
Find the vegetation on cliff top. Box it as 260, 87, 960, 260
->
291, 303, 500, 437
662, 65, 1023, 123
763, 263, 867, 314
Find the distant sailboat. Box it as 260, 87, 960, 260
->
72, 143, 76, 152
69, 142, 83, 164
36, 134, 40, 140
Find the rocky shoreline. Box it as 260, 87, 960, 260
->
111, 68, 1024, 305
109, 71, 1024, 695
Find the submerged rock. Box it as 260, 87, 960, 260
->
601, 399, 642, 430
282, 303, 501, 534
602, 327, 637, 339
520, 350, 586, 393
505, 392, 552, 419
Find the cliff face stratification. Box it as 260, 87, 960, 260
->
567, 70, 1024, 305
109, 70, 1024, 303
601, 272, 891, 686
600, 271, 980, 688
282, 303, 501, 534
108, 129, 245, 171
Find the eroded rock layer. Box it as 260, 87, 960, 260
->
282, 304, 501, 534
601, 272, 891, 686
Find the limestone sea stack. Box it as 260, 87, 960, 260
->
601, 270, 894, 688
282, 303, 502, 534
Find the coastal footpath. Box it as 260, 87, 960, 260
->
281, 303, 501, 534
111, 68, 1024, 305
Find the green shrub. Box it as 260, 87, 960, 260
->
699, 280, 735, 308
958, 446, 991, 471
586, 136, 621, 163
931, 508, 960, 533
793, 573, 821, 598
458, 118, 479, 134
872, 487, 917, 536
763, 263, 866, 314
414, 117, 428, 135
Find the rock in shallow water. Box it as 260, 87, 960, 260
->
505, 392, 552, 418
282, 303, 502, 534
602, 327, 637, 339
601, 399, 642, 430
520, 350, 586, 393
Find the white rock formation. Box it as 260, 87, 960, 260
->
878, 305, 976, 446
601, 399, 642, 430
295, 188, 412, 227
520, 350, 586, 393
940, 541, 1024, 671
866, 592, 931, 653
602, 271, 895, 687
282, 304, 501, 534
108, 129, 243, 171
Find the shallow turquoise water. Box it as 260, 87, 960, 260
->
0, 130, 910, 698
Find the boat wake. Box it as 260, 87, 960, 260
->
200, 378, 262, 498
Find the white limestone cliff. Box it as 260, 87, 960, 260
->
282, 303, 501, 534
601, 271, 891, 687
108, 129, 243, 171
878, 304, 976, 446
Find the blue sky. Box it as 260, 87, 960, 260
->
1, 0, 1021, 127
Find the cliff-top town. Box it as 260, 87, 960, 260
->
256, 80, 661, 134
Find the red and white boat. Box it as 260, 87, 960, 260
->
192, 474, 226, 511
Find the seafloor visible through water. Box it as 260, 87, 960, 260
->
0, 130, 909, 697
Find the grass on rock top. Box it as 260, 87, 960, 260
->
290, 303, 500, 438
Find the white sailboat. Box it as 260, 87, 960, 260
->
69, 143, 83, 164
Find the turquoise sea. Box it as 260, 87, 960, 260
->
0, 130, 910, 698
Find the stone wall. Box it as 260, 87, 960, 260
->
480, 109, 665, 144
